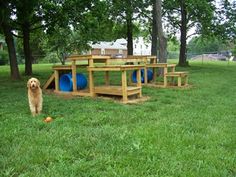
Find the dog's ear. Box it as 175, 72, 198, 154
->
27, 79, 31, 88
36, 79, 41, 87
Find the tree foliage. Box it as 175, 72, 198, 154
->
163, 0, 215, 66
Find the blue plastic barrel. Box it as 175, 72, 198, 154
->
59, 73, 87, 92
132, 69, 153, 83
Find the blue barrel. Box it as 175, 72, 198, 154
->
132, 69, 153, 83
59, 73, 87, 92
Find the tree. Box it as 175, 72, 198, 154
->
151, 0, 167, 74
156, 0, 167, 64
108, 0, 149, 55
151, 0, 158, 57
14, 0, 49, 75
0, 1, 20, 80
188, 36, 230, 54
214, 0, 236, 41
163, 0, 215, 66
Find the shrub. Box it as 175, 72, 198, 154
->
0, 50, 9, 65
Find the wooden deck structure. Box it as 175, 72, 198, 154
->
87, 65, 144, 103
43, 54, 190, 103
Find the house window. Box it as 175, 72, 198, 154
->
101, 48, 105, 55
119, 49, 123, 54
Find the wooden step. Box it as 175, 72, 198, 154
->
165, 71, 188, 77
94, 85, 141, 96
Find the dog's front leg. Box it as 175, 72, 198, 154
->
29, 104, 36, 116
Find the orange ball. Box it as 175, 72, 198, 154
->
44, 116, 53, 123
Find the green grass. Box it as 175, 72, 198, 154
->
0, 61, 236, 177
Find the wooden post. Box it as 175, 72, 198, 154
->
137, 69, 142, 98
171, 66, 175, 84
163, 67, 168, 87
178, 76, 181, 87
89, 70, 95, 97
88, 58, 94, 67
105, 59, 109, 85
121, 70, 128, 103
144, 67, 148, 84
72, 60, 77, 92
54, 70, 59, 92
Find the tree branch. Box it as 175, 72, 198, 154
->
11, 32, 23, 38
187, 32, 198, 39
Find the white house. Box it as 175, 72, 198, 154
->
88, 37, 151, 57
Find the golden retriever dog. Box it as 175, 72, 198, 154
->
27, 78, 43, 116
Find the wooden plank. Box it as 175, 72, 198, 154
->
94, 86, 141, 96
165, 72, 188, 77
54, 70, 59, 92
87, 65, 145, 72
66, 54, 111, 61
136, 69, 142, 98
72, 61, 77, 92
163, 67, 168, 87
178, 77, 182, 87
122, 70, 128, 102
144, 67, 148, 84
52, 65, 72, 70
146, 63, 168, 68
43, 73, 55, 90
89, 70, 95, 97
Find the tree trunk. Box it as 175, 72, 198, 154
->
178, 0, 188, 66
22, 22, 33, 75
2, 23, 21, 80
126, 13, 133, 55
151, 0, 158, 62
156, 0, 167, 63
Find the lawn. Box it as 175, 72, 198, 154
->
0, 61, 235, 177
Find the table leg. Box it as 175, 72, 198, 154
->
54, 70, 59, 92
144, 67, 148, 84
178, 76, 181, 87
171, 66, 175, 84
164, 67, 168, 87
72, 61, 77, 92
89, 70, 95, 97
122, 70, 128, 103
137, 69, 142, 98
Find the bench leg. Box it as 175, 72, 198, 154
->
122, 70, 128, 103
178, 76, 181, 87
72, 61, 77, 92
144, 67, 148, 84
137, 69, 142, 98
89, 71, 95, 97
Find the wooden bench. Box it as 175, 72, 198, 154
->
87, 65, 144, 103
165, 72, 188, 87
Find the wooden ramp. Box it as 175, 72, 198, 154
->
43, 73, 55, 90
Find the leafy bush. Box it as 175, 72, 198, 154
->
0, 50, 9, 65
